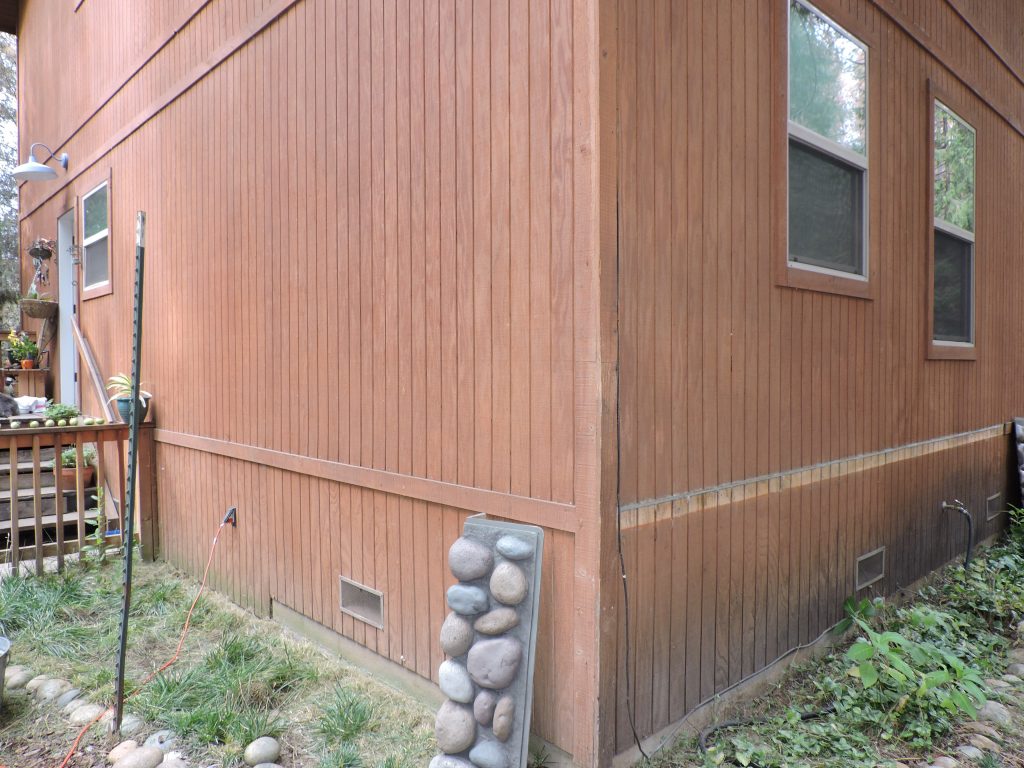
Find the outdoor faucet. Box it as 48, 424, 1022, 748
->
941, 499, 973, 568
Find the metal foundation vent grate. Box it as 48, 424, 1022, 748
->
855, 546, 885, 591
339, 576, 384, 629
987, 492, 1005, 521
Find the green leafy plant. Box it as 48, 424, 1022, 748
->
43, 402, 80, 421
6, 329, 38, 361
106, 372, 152, 402
60, 445, 96, 469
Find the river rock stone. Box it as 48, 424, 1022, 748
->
70, 703, 107, 724
474, 608, 519, 636
430, 756, 475, 768
107, 740, 139, 764
467, 638, 523, 689
435, 700, 476, 753
160, 758, 190, 768
120, 714, 144, 735
978, 700, 1012, 726
1008, 647, 1024, 664
243, 736, 281, 765
145, 729, 178, 753
474, 690, 497, 725
441, 612, 475, 657
956, 745, 983, 761
931, 758, 959, 768
56, 688, 81, 709
469, 741, 509, 768
447, 584, 489, 615
35, 677, 72, 702
439, 660, 475, 703
25, 674, 50, 693
252, 765, 283, 768
970, 734, 1001, 753
490, 563, 527, 606
62, 698, 90, 716
1002, 673, 1023, 683
963, 722, 1001, 739
112, 746, 165, 768
495, 536, 533, 561
1006, 663, 1024, 677
449, 537, 494, 581
493, 695, 515, 742
4, 666, 33, 689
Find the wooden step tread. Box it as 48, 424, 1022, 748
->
0, 509, 99, 533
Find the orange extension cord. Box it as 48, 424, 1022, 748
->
56, 519, 231, 768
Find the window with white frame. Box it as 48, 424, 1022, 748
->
82, 182, 110, 290
788, 0, 868, 277
932, 101, 975, 345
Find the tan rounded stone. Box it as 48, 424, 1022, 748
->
490, 562, 527, 606
493, 695, 515, 742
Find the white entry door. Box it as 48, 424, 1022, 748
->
57, 208, 79, 407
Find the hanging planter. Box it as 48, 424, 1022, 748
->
20, 296, 57, 319
27, 238, 55, 261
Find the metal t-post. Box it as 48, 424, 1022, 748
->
114, 212, 146, 731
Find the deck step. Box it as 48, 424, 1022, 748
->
0, 467, 56, 491
0, 446, 58, 463
0, 508, 101, 534
0, 495, 58, 521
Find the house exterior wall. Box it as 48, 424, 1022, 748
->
613, 0, 1024, 755
16, 1, 608, 763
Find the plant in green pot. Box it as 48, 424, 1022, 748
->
106, 373, 152, 423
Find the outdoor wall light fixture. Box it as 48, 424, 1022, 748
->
12, 143, 69, 182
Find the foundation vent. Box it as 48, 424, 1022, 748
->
987, 492, 1005, 521
339, 576, 384, 629
855, 546, 885, 591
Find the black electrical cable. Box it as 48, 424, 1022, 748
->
696, 704, 836, 757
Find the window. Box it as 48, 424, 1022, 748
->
82, 181, 110, 293
787, 0, 868, 279
931, 101, 975, 350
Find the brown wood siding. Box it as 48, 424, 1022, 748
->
17, 0, 608, 762
615, 0, 1024, 752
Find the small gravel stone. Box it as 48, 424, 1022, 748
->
70, 703, 107, 725
969, 734, 1000, 753
474, 608, 519, 636
439, 660, 475, 703
4, 666, 33, 689
978, 700, 1012, 726
435, 700, 476, 753
467, 637, 523, 689
429, 757, 475, 768
107, 740, 139, 764
449, 537, 494, 581
474, 690, 497, 725
56, 688, 81, 709
495, 535, 533, 560
469, 740, 509, 768
112, 746, 165, 768
490, 563, 528, 606
243, 736, 282, 766
144, 729, 177, 753
440, 612, 475, 657
1006, 663, 1024, 677
955, 746, 983, 761
493, 695, 515, 742
931, 758, 959, 768
447, 584, 489, 615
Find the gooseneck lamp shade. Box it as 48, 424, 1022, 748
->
12, 143, 69, 182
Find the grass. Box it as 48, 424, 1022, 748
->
0, 555, 434, 768
644, 511, 1024, 767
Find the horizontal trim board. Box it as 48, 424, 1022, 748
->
620, 422, 1009, 529
21, 0, 303, 221
153, 429, 578, 533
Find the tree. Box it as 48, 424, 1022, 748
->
0, 32, 18, 329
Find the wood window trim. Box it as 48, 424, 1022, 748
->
80, 170, 113, 301
926, 80, 977, 361
772, 0, 880, 301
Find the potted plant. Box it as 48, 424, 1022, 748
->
7, 331, 39, 369
19, 290, 57, 320
107, 373, 152, 423
59, 444, 96, 487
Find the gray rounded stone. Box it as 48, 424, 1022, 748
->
35, 677, 72, 702
449, 537, 494, 581
430, 757, 475, 768
979, 700, 1011, 726
469, 740, 509, 768
243, 736, 281, 766
107, 740, 139, 764
120, 714, 145, 736
495, 535, 533, 560
252, 765, 283, 768
439, 660, 475, 703
69, 702, 107, 724
144, 729, 178, 753
931, 758, 959, 768
969, 734, 1001, 753
493, 695, 515, 742
441, 612, 475, 657
435, 700, 476, 753
956, 745, 984, 761
4, 666, 33, 689
160, 758, 190, 768
55, 687, 82, 709
1002, 673, 1023, 684
112, 746, 165, 768
1006, 663, 1024, 677
467, 638, 523, 689
25, 674, 50, 693
474, 608, 519, 636
62, 698, 90, 716
474, 690, 497, 725
490, 563, 528, 606
447, 584, 489, 616
1008, 647, 1024, 664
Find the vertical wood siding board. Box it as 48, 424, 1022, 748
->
528, 0, 552, 501
424, 0, 442, 483
550, 0, 574, 506
473, 0, 493, 494
428, 501, 444, 676
651, 0, 670, 504
554, 531, 575, 747
490, 0, 512, 495
652, 508, 672, 728
714, 493, 730, 692
317, 0, 333, 464
616, 0, 636, 505
508, 0, 531, 498
668, 505, 687, 722
612, 527, 629, 751
716, 0, 733, 490
685, 0, 704, 494
440, 0, 458, 486
684, 506, 701, 713
668, 0, 685, 498
700, 1, 718, 491
335, 0, 350, 468
371, 0, 385, 475
413, 496, 429, 677
399, 0, 413, 483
